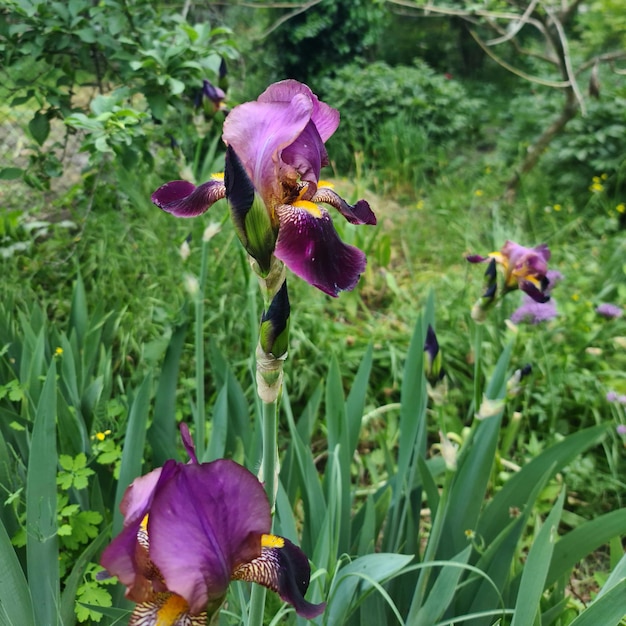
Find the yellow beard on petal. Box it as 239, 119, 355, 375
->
261, 534, 285, 548
292, 200, 322, 218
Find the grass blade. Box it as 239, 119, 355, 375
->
113, 374, 152, 535
0, 519, 34, 626
546, 508, 626, 586
26, 359, 59, 626
149, 322, 188, 465
510, 487, 565, 626
566, 578, 626, 626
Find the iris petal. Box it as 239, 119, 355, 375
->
100, 467, 164, 602
147, 460, 271, 614
223, 95, 313, 202
281, 121, 327, 197
233, 535, 325, 619
312, 186, 377, 225
258, 80, 340, 142
152, 179, 226, 217
274, 203, 367, 297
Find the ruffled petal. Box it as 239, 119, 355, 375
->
312, 186, 376, 225
147, 460, 271, 614
152, 179, 226, 217
232, 534, 325, 619
222, 95, 313, 202
274, 202, 366, 297
258, 80, 339, 142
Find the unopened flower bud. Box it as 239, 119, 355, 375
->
439, 430, 458, 471
179, 236, 191, 261
225, 146, 276, 275
424, 324, 445, 386
259, 282, 290, 359
183, 273, 199, 296
203, 222, 221, 242
475, 394, 505, 420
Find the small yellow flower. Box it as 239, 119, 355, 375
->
553, 204, 562, 212
616, 203, 625, 214
601, 173, 608, 180
589, 182, 604, 193
484, 166, 492, 174
572, 293, 580, 302
465, 529, 476, 539
95, 429, 112, 441
54, 347, 64, 356
415, 199, 425, 210
474, 189, 484, 197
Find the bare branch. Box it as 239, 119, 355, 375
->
486, 0, 540, 45
253, 0, 326, 39
545, 7, 586, 114
468, 29, 570, 88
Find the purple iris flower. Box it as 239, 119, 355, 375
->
596, 303, 623, 319
467, 240, 551, 303
510, 296, 558, 325
152, 80, 376, 297
510, 270, 562, 324
100, 425, 324, 624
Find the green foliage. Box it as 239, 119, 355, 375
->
319, 60, 481, 173
265, 0, 386, 85
0, 0, 237, 189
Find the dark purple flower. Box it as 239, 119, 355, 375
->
101, 425, 324, 624
152, 80, 376, 297
468, 240, 551, 303
596, 303, 623, 319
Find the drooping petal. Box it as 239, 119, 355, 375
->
274, 202, 366, 297
152, 178, 226, 218
129, 592, 207, 626
222, 94, 313, 203
232, 534, 325, 619
147, 460, 271, 614
312, 185, 376, 225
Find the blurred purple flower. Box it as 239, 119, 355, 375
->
100, 425, 324, 623
153, 80, 376, 297
511, 296, 558, 325
617, 424, 626, 436
606, 391, 618, 402
596, 303, 623, 319
468, 240, 551, 303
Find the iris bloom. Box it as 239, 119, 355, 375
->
467, 240, 551, 303
152, 79, 376, 297
100, 426, 324, 625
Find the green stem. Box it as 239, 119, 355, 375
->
247, 398, 278, 626
473, 322, 484, 420
194, 236, 210, 461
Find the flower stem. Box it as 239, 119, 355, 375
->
194, 236, 210, 462
247, 398, 278, 626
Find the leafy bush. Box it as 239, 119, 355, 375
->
0, 0, 237, 189
319, 60, 482, 172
